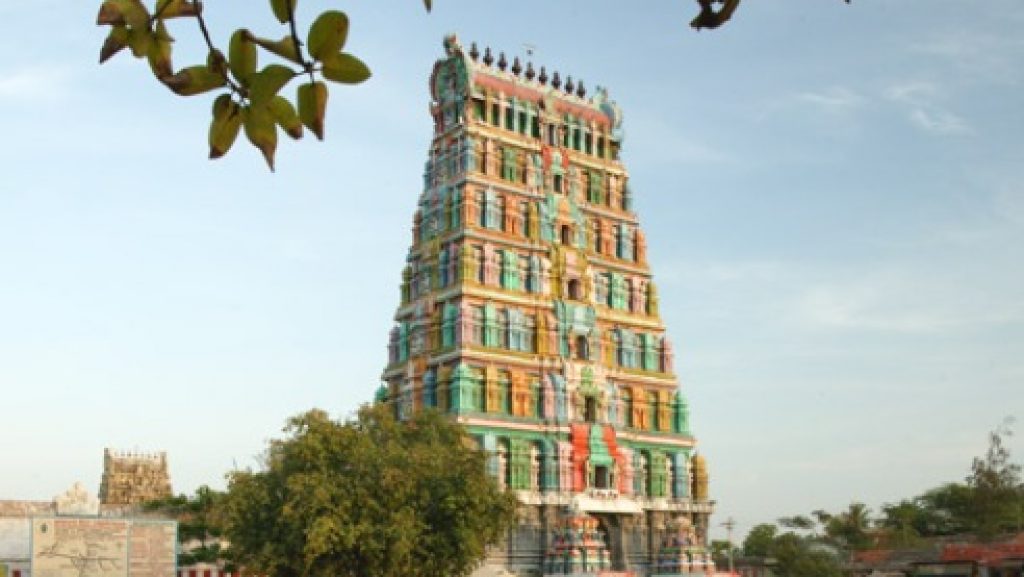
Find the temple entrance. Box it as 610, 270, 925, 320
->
592, 514, 626, 571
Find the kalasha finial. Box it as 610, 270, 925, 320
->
525, 62, 536, 81
497, 52, 507, 71
469, 42, 480, 61
483, 47, 494, 66
511, 56, 522, 76
576, 80, 586, 98
551, 71, 562, 90
565, 75, 575, 94
538, 66, 548, 85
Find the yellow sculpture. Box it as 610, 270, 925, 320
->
691, 453, 709, 501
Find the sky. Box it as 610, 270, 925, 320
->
1, 0, 1022, 542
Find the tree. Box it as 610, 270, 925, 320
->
710, 539, 740, 569
219, 405, 517, 577
770, 532, 843, 577
877, 499, 926, 547
966, 418, 1023, 539
822, 502, 873, 551
778, 515, 815, 532
94, 0, 852, 170
742, 523, 778, 557
144, 485, 229, 566
741, 523, 843, 577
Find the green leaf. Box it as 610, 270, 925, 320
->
228, 29, 258, 85
306, 11, 348, 61
155, 0, 199, 19
320, 52, 370, 85
249, 64, 296, 106
161, 65, 226, 96
244, 105, 278, 171
297, 81, 328, 140
269, 96, 303, 139
252, 35, 302, 65
96, 0, 148, 29
269, 0, 294, 24
146, 19, 174, 79
209, 94, 243, 159
423, 0, 432, 12
126, 27, 153, 58
99, 25, 129, 63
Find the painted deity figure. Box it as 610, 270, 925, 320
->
635, 228, 647, 263
630, 277, 645, 313
504, 194, 517, 234
601, 221, 614, 255
484, 138, 498, 175
605, 381, 618, 424
531, 153, 544, 187
482, 244, 496, 285
541, 256, 552, 294
473, 138, 484, 174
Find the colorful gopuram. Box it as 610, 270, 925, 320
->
379, 36, 714, 577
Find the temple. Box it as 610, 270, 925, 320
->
98, 448, 173, 506
378, 35, 715, 577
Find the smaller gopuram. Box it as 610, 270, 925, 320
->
98, 448, 172, 506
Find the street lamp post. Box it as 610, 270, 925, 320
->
721, 517, 736, 574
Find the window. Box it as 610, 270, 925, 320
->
535, 447, 545, 490
575, 334, 589, 360
547, 125, 557, 146
648, 392, 659, 430
491, 103, 500, 127
527, 256, 541, 293
568, 278, 582, 301
553, 174, 563, 193
560, 225, 572, 246
622, 389, 633, 428
473, 99, 485, 121
466, 245, 481, 284
594, 464, 610, 488
585, 396, 597, 423
584, 132, 593, 155
504, 106, 514, 131
531, 116, 541, 138
518, 111, 527, 134
597, 136, 605, 158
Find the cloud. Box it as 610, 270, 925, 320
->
795, 86, 864, 115
794, 269, 1024, 334
908, 108, 970, 135
0, 67, 69, 102
884, 80, 970, 135
911, 29, 1024, 86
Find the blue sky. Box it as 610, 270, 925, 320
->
1, 1, 1022, 540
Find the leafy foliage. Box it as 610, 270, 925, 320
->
757, 419, 1024, 563
220, 405, 518, 577
741, 523, 843, 577
966, 418, 1023, 539
95, 0, 377, 170
144, 486, 229, 566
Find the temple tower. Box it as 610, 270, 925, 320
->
380, 36, 714, 577
97, 448, 172, 506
